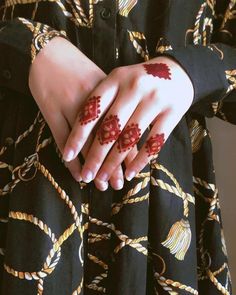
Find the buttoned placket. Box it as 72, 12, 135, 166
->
84, 1, 118, 286
92, 0, 118, 74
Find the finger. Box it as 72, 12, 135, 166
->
48, 112, 82, 182
124, 144, 138, 167
109, 164, 124, 190
80, 87, 141, 183
94, 145, 137, 191
62, 76, 119, 162
81, 133, 94, 158
94, 164, 124, 191
94, 97, 162, 182
125, 107, 178, 181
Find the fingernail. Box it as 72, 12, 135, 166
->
114, 179, 123, 190
95, 179, 108, 191
64, 149, 74, 162
82, 169, 94, 183
75, 173, 82, 182
99, 181, 108, 191
126, 171, 136, 181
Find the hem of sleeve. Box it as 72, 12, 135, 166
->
0, 18, 69, 96
156, 45, 229, 107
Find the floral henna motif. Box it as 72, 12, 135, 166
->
117, 123, 141, 152
145, 133, 165, 156
97, 115, 121, 145
79, 96, 101, 125
143, 63, 171, 80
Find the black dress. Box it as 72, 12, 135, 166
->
0, 0, 235, 294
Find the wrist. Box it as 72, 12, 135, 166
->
149, 56, 194, 106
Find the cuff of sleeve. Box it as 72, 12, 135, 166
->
31, 29, 68, 63
0, 18, 68, 96
157, 45, 229, 107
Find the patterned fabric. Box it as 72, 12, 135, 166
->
0, 0, 235, 294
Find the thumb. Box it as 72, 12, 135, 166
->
47, 112, 82, 182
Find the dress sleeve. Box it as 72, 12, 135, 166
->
0, 17, 68, 96
157, 1, 236, 120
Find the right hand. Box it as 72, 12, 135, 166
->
28, 36, 135, 191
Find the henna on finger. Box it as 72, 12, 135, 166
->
145, 133, 165, 156
117, 123, 141, 153
97, 115, 121, 145
143, 63, 171, 80
79, 96, 101, 125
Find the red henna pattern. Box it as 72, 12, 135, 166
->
143, 63, 171, 80
117, 123, 141, 153
79, 96, 101, 125
145, 133, 165, 156
98, 115, 121, 145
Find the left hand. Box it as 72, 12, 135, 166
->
62, 56, 194, 188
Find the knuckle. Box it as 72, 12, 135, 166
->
135, 158, 147, 173
111, 66, 125, 77
79, 81, 93, 94
94, 159, 103, 170
104, 159, 118, 171
129, 75, 143, 91
146, 89, 159, 103
89, 154, 104, 170
68, 133, 83, 151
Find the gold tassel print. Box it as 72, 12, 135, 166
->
118, 0, 138, 17
161, 219, 191, 261
151, 163, 194, 260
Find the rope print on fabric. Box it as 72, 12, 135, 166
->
0, 0, 235, 294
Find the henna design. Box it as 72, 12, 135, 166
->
79, 96, 101, 125
145, 133, 165, 156
143, 63, 171, 80
97, 115, 121, 145
117, 123, 141, 153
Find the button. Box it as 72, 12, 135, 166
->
100, 7, 111, 20
2, 69, 11, 80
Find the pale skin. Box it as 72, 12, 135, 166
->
29, 36, 194, 191
62, 52, 194, 189
29, 36, 138, 191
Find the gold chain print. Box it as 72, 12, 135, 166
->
118, 0, 138, 17
0, 111, 86, 294
1, 0, 96, 28
128, 30, 150, 61
193, 177, 232, 294
0, 0, 235, 294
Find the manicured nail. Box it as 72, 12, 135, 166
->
97, 180, 108, 191
114, 179, 123, 190
63, 149, 74, 162
126, 171, 136, 181
82, 169, 93, 183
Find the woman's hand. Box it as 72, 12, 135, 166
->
28, 36, 132, 191
62, 56, 194, 188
